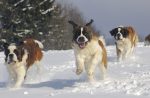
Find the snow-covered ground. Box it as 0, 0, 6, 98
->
0, 43, 150, 98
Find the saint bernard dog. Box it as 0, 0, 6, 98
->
110, 26, 138, 61
144, 34, 150, 46
68, 19, 107, 82
3, 38, 43, 88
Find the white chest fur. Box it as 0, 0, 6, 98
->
116, 38, 131, 51
73, 40, 102, 60
116, 38, 133, 61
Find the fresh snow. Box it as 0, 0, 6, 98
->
39, 0, 48, 6
0, 42, 150, 98
14, 0, 24, 7
40, 6, 55, 15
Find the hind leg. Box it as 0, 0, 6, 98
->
130, 46, 136, 56
99, 63, 107, 80
35, 61, 42, 74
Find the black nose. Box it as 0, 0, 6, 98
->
78, 37, 85, 43
117, 33, 121, 37
9, 54, 14, 59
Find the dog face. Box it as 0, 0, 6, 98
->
110, 27, 129, 40
68, 19, 93, 49
3, 43, 24, 64
72, 26, 92, 49
145, 34, 150, 46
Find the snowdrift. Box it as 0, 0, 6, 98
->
0, 43, 150, 98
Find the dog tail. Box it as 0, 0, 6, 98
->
98, 36, 107, 69
34, 40, 44, 49
99, 36, 106, 46
134, 34, 139, 46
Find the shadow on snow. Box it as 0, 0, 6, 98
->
25, 79, 80, 89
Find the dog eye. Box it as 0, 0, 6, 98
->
14, 49, 18, 55
83, 31, 88, 35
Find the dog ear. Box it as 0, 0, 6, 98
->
109, 29, 115, 36
85, 19, 94, 26
17, 46, 25, 62
68, 20, 78, 28
17, 41, 24, 46
123, 29, 129, 37
12, 37, 23, 46
3, 42, 9, 49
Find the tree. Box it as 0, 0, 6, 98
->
0, 0, 68, 50
0, 0, 97, 51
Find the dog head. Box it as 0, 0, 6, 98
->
110, 26, 129, 40
3, 42, 25, 65
144, 34, 150, 46
68, 19, 94, 49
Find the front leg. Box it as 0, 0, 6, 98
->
75, 57, 84, 75
85, 53, 100, 82
13, 66, 26, 88
6, 67, 16, 88
116, 48, 122, 61
123, 42, 132, 59
124, 49, 131, 59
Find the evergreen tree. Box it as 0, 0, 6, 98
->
0, 0, 72, 50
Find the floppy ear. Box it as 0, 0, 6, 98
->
17, 46, 25, 61
3, 42, 9, 49
85, 19, 94, 26
109, 29, 115, 36
17, 41, 24, 46
68, 20, 78, 28
123, 29, 129, 37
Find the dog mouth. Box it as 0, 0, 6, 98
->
77, 42, 88, 49
7, 60, 16, 64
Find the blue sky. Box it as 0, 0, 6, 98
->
62, 0, 150, 41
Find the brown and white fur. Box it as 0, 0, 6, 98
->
110, 26, 138, 61
144, 34, 150, 46
3, 38, 43, 88
68, 19, 107, 82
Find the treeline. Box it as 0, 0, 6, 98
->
0, 0, 92, 51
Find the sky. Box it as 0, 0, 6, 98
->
60, 0, 150, 41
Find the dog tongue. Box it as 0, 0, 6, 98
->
79, 43, 85, 49
8, 60, 15, 64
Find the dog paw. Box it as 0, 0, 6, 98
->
11, 84, 22, 89
117, 57, 122, 62
76, 69, 83, 75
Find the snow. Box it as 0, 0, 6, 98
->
39, 0, 54, 6
0, 42, 150, 98
14, 0, 24, 7
39, 0, 48, 6
40, 6, 55, 15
